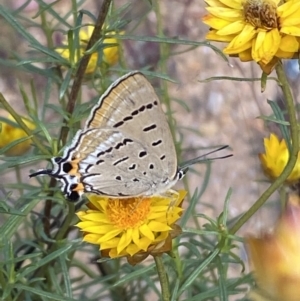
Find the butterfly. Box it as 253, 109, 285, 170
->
30, 72, 231, 201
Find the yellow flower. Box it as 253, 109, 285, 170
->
202, 0, 300, 73
247, 194, 300, 301
0, 114, 35, 156
76, 190, 186, 263
56, 25, 121, 74
258, 133, 300, 183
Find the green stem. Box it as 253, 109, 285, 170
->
58, 0, 112, 146
15, 165, 23, 196
172, 248, 184, 291
40, 8, 53, 50
154, 255, 170, 301
229, 61, 299, 234
71, 0, 78, 28
0, 267, 12, 301
279, 186, 287, 211
53, 202, 75, 241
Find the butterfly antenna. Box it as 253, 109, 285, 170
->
179, 145, 233, 171
29, 169, 53, 178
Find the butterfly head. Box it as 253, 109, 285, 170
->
29, 156, 84, 202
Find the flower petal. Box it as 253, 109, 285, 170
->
117, 228, 133, 254
97, 229, 123, 243
139, 224, 155, 240
148, 221, 172, 232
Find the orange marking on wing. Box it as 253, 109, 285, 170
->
68, 158, 81, 176
73, 183, 84, 192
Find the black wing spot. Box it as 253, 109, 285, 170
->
54, 157, 62, 163
113, 156, 129, 166
86, 164, 93, 172
139, 105, 145, 112
133, 178, 139, 182
113, 121, 124, 128
129, 164, 136, 170
152, 140, 162, 146
143, 171, 147, 176
96, 159, 105, 165
139, 151, 147, 158
149, 164, 154, 170
115, 142, 123, 150
143, 124, 157, 132
131, 109, 139, 116
123, 116, 133, 122
116, 176, 122, 181
124, 138, 133, 144
153, 100, 158, 105
97, 146, 113, 157
160, 155, 166, 160
146, 103, 153, 109
115, 138, 133, 150
97, 151, 104, 157
63, 162, 72, 173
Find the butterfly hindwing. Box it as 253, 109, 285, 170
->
65, 127, 176, 197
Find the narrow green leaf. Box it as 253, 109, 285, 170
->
0, 197, 40, 241
14, 284, 78, 301
180, 189, 199, 227
217, 256, 228, 301
59, 255, 73, 298
178, 248, 220, 297
111, 264, 155, 286
33, 0, 72, 28
59, 69, 73, 100
20, 244, 73, 278
221, 188, 232, 226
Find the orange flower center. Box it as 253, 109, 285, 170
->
243, 0, 278, 29
106, 197, 151, 229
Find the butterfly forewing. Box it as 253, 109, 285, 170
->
30, 71, 180, 199
83, 72, 178, 187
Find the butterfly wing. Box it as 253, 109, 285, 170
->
30, 72, 179, 199
65, 128, 176, 197
85, 72, 178, 186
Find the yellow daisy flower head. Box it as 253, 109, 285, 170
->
258, 133, 300, 183
247, 194, 300, 301
76, 190, 186, 264
202, 0, 300, 74
0, 114, 35, 156
56, 25, 121, 74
